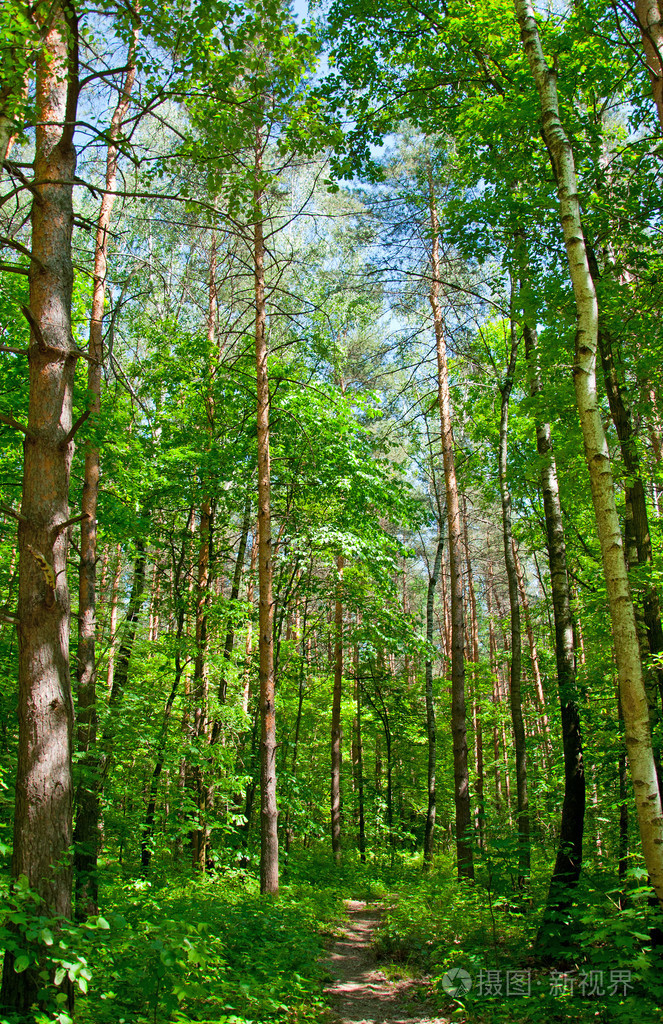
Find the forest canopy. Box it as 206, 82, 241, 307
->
1, 1, 663, 1022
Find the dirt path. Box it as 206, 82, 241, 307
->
323, 899, 447, 1024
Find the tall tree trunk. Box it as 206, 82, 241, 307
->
428, 172, 473, 880
423, 535, 444, 870
515, 0, 663, 907
521, 307, 586, 911
635, 0, 663, 131
464, 503, 485, 848
588, 277, 663, 710
331, 555, 344, 864
1, 5, 79, 1009
74, 23, 137, 919
188, 238, 219, 872
254, 126, 278, 895
498, 313, 530, 884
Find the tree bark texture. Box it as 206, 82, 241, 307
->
2, 5, 79, 1009
635, 0, 663, 131
514, 0, 663, 908
589, 291, 663, 709
428, 175, 473, 880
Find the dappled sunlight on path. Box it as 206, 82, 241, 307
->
324, 899, 448, 1024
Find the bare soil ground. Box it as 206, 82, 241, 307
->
323, 899, 448, 1024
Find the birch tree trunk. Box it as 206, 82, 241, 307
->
514, 0, 663, 907
635, 0, 663, 131
1, 4, 79, 1008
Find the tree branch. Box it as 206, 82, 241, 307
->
0, 505, 26, 524
0, 412, 31, 436
52, 512, 92, 537
60, 408, 90, 448
0, 235, 46, 270
0, 262, 29, 275
0, 346, 29, 356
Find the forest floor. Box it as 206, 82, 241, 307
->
323, 899, 447, 1024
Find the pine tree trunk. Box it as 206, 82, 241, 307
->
514, 0, 663, 907
1, 5, 79, 1008
254, 127, 278, 895
428, 175, 473, 880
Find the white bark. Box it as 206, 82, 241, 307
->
513, 0, 663, 907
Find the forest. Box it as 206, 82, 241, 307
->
1, 0, 663, 1022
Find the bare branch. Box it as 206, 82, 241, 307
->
0, 235, 46, 271
60, 408, 91, 447
0, 262, 30, 275
0, 505, 26, 524
52, 512, 92, 537
0, 412, 31, 436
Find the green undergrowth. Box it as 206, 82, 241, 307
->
4, 847, 663, 1024
0, 863, 347, 1024
373, 857, 663, 1024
